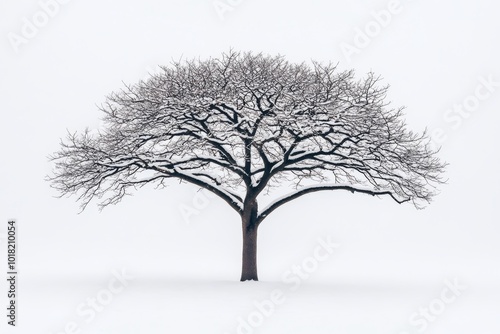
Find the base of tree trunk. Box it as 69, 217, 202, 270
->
240, 224, 259, 281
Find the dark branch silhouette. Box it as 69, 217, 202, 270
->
48, 51, 446, 281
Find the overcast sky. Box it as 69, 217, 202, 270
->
0, 0, 499, 295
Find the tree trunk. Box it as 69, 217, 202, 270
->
240, 200, 259, 281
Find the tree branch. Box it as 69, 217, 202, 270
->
256, 184, 410, 224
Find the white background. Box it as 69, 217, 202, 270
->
1, 0, 499, 333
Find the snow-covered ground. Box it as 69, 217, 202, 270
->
16, 274, 500, 333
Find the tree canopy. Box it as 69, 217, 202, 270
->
50, 51, 444, 218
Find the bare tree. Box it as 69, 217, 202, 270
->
48, 51, 445, 281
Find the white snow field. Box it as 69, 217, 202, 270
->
16, 271, 500, 333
